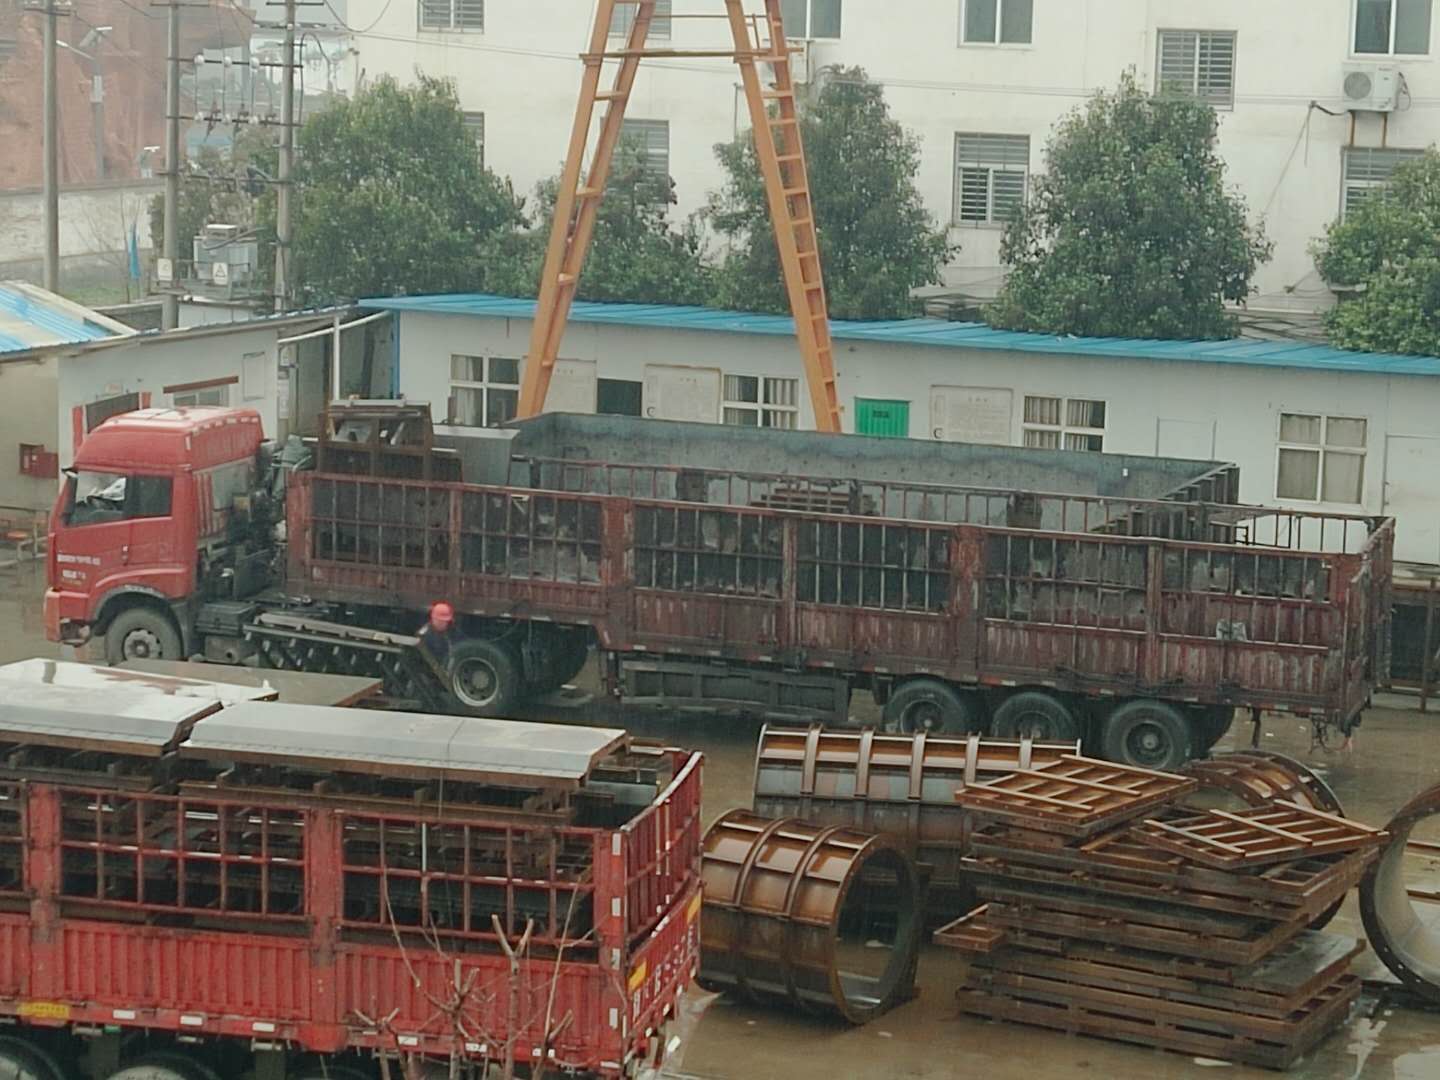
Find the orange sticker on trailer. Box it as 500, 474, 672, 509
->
19, 1001, 71, 1021
686, 892, 702, 922
628, 961, 648, 993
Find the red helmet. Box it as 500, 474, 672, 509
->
429, 601, 455, 628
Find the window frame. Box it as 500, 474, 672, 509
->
610, 0, 673, 40
172, 385, 231, 408
620, 117, 671, 182
782, 0, 843, 40
418, 0, 484, 34
1021, 395, 1107, 453
462, 111, 485, 170
1341, 146, 1425, 218
959, 0, 1034, 46
1352, 0, 1434, 56
448, 353, 521, 430
1275, 413, 1368, 505
723, 375, 801, 430
1155, 28, 1238, 110
953, 133, 1030, 227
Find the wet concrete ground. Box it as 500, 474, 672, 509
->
3, 560, 1440, 1077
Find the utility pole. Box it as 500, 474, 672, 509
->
38, 1, 67, 293
273, 0, 297, 313
161, 0, 181, 329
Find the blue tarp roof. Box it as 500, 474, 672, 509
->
0, 281, 132, 357
361, 292, 1440, 378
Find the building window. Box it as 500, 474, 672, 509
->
962, 0, 1033, 44
1355, 0, 1432, 54
620, 118, 670, 180
450, 355, 520, 428
1156, 30, 1237, 109
954, 133, 1029, 226
1342, 146, 1424, 217
781, 0, 842, 38
463, 111, 485, 170
598, 378, 644, 417
1277, 414, 1367, 504
172, 385, 231, 408
723, 376, 799, 429
611, 0, 672, 39
419, 0, 483, 32
1023, 396, 1106, 452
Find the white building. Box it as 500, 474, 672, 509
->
342, 0, 1440, 314
362, 292, 1440, 566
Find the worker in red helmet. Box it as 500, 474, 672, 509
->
419, 601, 456, 665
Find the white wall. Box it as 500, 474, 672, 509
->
392, 308, 1440, 563
345, 0, 1440, 313
0, 181, 158, 270
0, 358, 61, 513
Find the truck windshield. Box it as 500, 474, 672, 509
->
64, 471, 173, 526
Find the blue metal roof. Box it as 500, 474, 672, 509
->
0, 281, 132, 357
361, 292, 1440, 378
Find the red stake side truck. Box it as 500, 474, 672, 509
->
45, 405, 1393, 770
0, 683, 702, 1080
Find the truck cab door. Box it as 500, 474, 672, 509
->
53, 470, 135, 604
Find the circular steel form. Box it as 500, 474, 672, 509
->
1360, 781, 1440, 1005
698, 810, 923, 1024
1181, 750, 1345, 815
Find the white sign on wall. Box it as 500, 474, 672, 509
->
930, 385, 1014, 445
643, 364, 721, 424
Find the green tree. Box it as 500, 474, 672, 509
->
1316, 149, 1440, 355
706, 68, 953, 320
987, 73, 1271, 340
290, 75, 523, 304
483, 140, 712, 305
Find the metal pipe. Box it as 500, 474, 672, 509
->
1360, 781, 1440, 1004
698, 809, 922, 1025
161, 0, 180, 329
42, 1, 60, 292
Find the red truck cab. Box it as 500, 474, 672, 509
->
45, 407, 264, 661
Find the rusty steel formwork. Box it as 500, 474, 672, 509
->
698, 810, 923, 1024
1360, 780, 1440, 1005
937, 754, 1385, 1070
1182, 750, 1346, 815
750, 726, 1078, 917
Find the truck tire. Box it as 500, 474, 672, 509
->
883, 678, 984, 734
991, 691, 1082, 743
0, 1037, 65, 1080
104, 606, 184, 665
106, 1054, 222, 1080
1103, 699, 1194, 772
448, 638, 524, 716
526, 628, 591, 693
1194, 705, 1235, 751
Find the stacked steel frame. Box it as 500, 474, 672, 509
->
937, 755, 1385, 1069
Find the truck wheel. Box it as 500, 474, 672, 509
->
883, 678, 983, 734
992, 691, 1082, 743
104, 607, 183, 665
527, 628, 591, 693
449, 638, 523, 716
1194, 705, 1235, 752
106, 1053, 222, 1080
0, 1037, 65, 1080
1103, 699, 1193, 772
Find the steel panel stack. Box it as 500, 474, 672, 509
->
937, 755, 1386, 1070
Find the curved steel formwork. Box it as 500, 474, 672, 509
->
1360, 781, 1440, 1004
1182, 750, 1345, 815
698, 810, 923, 1024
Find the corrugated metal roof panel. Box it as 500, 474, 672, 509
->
361, 292, 1440, 378
0, 280, 134, 356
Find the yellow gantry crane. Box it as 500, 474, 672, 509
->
516, 0, 843, 433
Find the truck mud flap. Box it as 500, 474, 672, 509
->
619, 658, 848, 724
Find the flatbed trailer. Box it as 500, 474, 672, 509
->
0, 676, 701, 1080
46, 407, 1393, 770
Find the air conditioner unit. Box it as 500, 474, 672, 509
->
1342, 64, 1400, 112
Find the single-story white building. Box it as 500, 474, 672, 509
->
361, 293, 1440, 569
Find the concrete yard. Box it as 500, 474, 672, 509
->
3, 559, 1439, 1079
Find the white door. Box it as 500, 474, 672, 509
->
643, 365, 721, 423
1156, 418, 1216, 460
1385, 436, 1440, 563
929, 386, 1013, 444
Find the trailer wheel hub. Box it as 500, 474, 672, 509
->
122, 627, 162, 659
454, 657, 500, 707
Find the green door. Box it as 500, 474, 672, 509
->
855, 398, 911, 438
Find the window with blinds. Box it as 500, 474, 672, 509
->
419, 0, 483, 32
462, 111, 485, 170
1342, 146, 1424, 216
953, 133, 1029, 225
1022, 396, 1106, 452
621, 118, 670, 180
612, 0, 673, 39
1156, 30, 1237, 108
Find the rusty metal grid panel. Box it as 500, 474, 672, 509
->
58, 921, 313, 1019
0, 784, 21, 896
796, 517, 952, 613
634, 502, 783, 600
794, 605, 956, 670
622, 751, 702, 946
983, 532, 1150, 631
1157, 546, 1335, 646
58, 788, 307, 921
1135, 803, 1387, 870
338, 812, 601, 949
954, 757, 1197, 838
632, 592, 782, 652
